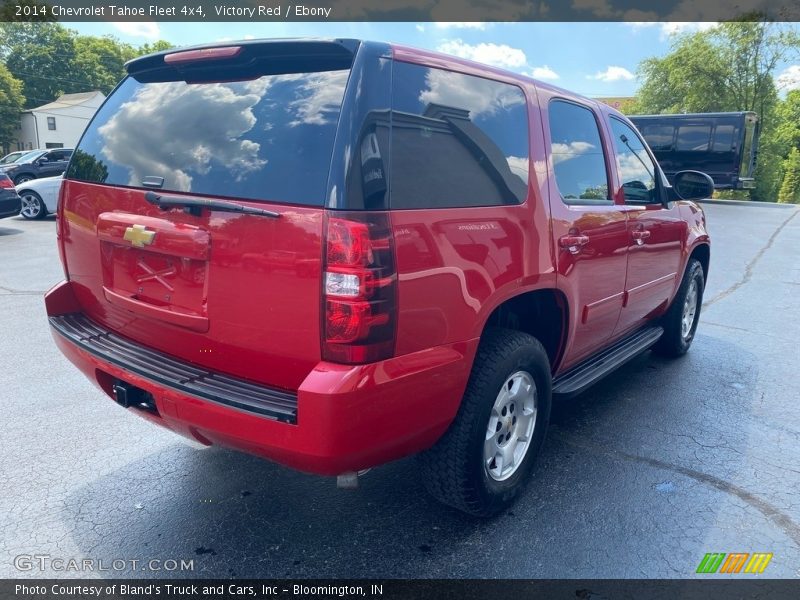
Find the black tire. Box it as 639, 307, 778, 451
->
419, 328, 551, 517
13, 174, 34, 186
19, 190, 47, 220
653, 258, 705, 358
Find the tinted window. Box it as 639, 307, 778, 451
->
548, 100, 610, 204
390, 62, 529, 209
676, 125, 711, 151
712, 124, 737, 151
640, 124, 674, 151
610, 118, 658, 203
67, 69, 350, 206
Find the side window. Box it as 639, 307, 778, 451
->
390, 62, 529, 209
676, 125, 711, 152
640, 124, 674, 151
548, 100, 611, 205
609, 118, 659, 204
712, 124, 737, 151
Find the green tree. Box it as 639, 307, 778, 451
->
778, 147, 800, 204
0, 22, 78, 108
0, 62, 25, 152
72, 35, 135, 94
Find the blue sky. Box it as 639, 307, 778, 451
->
68, 22, 800, 98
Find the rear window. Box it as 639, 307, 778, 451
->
390, 62, 529, 209
67, 69, 350, 206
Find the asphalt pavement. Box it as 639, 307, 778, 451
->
1, 201, 799, 579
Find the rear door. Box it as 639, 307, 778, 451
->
541, 95, 630, 369
606, 116, 684, 337
60, 42, 356, 391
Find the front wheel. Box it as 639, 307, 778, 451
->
19, 191, 46, 220
653, 258, 705, 357
419, 328, 551, 517
14, 174, 34, 185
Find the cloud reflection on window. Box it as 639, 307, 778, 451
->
97, 71, 349, 193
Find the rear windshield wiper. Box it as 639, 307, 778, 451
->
144, 191, 280, 218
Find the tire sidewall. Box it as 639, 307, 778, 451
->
466, 341, 552, 511
20, 192, 43, 220
677, 262, 705, 350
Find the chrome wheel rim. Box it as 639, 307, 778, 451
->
681, 279, 699, 339
20, 194, 41, 218
16, 176, 32, 184
484, 370, 537, 482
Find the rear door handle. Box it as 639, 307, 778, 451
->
632, 230, 651, 245
559, 234, 590, 254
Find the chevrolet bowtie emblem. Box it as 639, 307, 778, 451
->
123, 224, 156, 247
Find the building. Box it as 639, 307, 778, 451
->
14, 91, 105, 151
594, 96, 637, 113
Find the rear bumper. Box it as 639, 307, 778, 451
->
45, 280, 477, 475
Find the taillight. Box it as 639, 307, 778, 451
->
322, 211, 397, 364
0, 177, 13, 189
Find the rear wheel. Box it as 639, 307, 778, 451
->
653, 258, 704, 357
20, 191, 46, 220
419, 328, 551, 517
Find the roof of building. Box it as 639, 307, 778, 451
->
26, 91, 105, 113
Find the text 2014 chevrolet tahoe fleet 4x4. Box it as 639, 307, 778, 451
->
46, 39, 712, 516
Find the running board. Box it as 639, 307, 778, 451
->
552, 326, 664, 399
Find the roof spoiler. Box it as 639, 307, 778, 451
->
125, 38, 362, 77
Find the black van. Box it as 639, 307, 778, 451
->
630, 112, 759, 190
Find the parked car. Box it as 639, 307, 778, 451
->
16, 174, 63, 220
0, 148, 73, 185
0, 173, 22, 219
630, 112, 760, 189
46, 39, 713, 517
0, 150, 28, 165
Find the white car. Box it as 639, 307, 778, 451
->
16, 175, 63, 220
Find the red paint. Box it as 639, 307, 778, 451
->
48, 41, 709, 475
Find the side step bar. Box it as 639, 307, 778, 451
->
552, 325, 664, 399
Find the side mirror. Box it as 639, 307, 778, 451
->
672, 170, 714, 201
37, 158, 49, 165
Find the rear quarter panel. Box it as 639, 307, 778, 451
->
388, 50, 556, 355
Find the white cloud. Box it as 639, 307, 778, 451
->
626, 21, 719, 40
551, 141, 596, 165
589, 66, 635, 82
776, 65, 800, 91
418, 68, 526, 118
415, 24, 425, 32
112, 22, 160, 40
244, 34, 255, 40
436, 39, 527, 69
433, 22, 489, 30
530, 65, 559, 80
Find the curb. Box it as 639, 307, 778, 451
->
697, 199, 799, 209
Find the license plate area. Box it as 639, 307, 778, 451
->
102, 244, 207, 316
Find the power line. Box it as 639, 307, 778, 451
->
10, 70, 115, 87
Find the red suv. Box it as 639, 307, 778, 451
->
46, 39, 712, 516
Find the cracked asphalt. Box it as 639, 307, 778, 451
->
1, 202, 799, 579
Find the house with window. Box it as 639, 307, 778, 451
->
14, 91, 105, 151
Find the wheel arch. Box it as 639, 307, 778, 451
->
478, 287, 569, 373
689, 242, 710, 281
